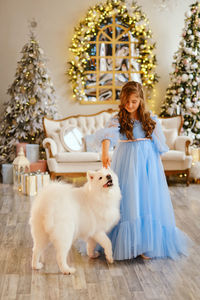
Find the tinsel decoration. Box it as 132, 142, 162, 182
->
67, 0, 158, 103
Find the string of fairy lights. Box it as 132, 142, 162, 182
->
67, 0, 159, 106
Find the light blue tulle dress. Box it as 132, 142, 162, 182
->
94, 114, 191, 260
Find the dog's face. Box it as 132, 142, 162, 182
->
87, 168, 118, 191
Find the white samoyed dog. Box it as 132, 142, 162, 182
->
29, 168, 121, 274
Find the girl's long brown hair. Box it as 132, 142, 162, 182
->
118, 81, 156, 140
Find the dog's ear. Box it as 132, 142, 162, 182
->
87, 170, 95, 181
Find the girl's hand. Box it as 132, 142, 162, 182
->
101, 152, 111, 168
102, 139, 111, 169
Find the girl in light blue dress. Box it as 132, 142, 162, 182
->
96, 81, 191, 260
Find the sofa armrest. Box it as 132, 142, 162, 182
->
43, 138, 57, 157
174, 136, 193, 155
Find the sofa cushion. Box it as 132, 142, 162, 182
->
161, 150, 186, 161
162, 156, 192, 171
56, 152, 100, 162
162, 128, 177, 150
84, 134, 101, 152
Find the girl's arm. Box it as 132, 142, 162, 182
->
93, 115, 119, 167
101, 139, 111, 168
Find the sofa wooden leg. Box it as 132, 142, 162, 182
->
50, 172, 56, 181
186, 169, 190, 186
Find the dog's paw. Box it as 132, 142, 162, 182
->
62, 267, 76, 275
88, 251, 100, 259
32, 262, 44, 270
106, 255, 114, 264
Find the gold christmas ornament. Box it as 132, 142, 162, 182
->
29, 97, 37, 105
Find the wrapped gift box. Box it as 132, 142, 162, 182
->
30, 160, 47, 172
190, 162, 200, 181
1, 164, 13, 184
20, 172, 50, 196
191, 147, 200, 162
26, 144, 39, 163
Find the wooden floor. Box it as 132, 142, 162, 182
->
0, 182, 200, 300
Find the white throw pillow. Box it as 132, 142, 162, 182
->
163, 128, 177, 150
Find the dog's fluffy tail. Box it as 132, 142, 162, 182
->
29, 184, 56, 232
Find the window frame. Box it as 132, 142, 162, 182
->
83, 14, 142, 104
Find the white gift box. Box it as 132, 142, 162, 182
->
191, 147, 200, 162
36, 173, 42, 192
20, 172, 50, 196
27, 174, 37, 196
190, 162, 200, 180
42, 173, 50, 186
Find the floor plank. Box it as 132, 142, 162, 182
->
0, 183, 200, 300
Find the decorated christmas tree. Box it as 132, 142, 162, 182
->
0, 21, 58, 164
160, 1, 200, 145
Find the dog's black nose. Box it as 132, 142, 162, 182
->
106, 174, 112, 180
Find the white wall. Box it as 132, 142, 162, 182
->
0, 0, 193, 117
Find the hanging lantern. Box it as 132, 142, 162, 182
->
13, 147, 30, 191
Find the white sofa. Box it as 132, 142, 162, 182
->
43, 109, 193, 185
159, 117, 193, 185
